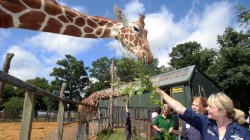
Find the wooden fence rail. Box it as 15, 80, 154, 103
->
0, 70, 101, 140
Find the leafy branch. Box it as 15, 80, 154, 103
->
115, 60, 162, 106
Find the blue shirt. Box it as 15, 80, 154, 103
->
180, 108, 250, 140
181, 121, 202, 140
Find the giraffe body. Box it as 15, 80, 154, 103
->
78, 91, 119, 120
0, 0, 153, 63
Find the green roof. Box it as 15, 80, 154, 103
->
151, 65, 195, 86
100, 65, 196, 92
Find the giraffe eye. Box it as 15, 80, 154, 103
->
133, 26, 139, 32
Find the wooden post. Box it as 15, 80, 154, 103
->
0, 53, 14, 108
19, 90, 36, 140
109, 59, 115, 131
57, 83, 67, 140
98, 108, 101, 133
86, 112, 90, 140
105, 108, 108, 128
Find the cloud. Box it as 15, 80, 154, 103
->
1, 0, 245, 82
179, 1, 234, 48
57, 0, 89, 13
23, 32, 100, 64
124, 0, 145, 20
107, 1, 241, 67
5, 46, 52, 81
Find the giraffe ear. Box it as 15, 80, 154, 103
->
113, 4, 129, 27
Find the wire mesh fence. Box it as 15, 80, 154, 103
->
0, 106, 182, 140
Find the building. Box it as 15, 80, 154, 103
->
99, 65, 222, 108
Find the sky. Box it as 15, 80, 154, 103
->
0, 0, 249, 81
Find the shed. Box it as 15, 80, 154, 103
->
99, 65, 222, 108
151, 65, 222, 108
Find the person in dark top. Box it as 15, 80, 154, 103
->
124, 105, 132, 140
170, 109, 179, 140
156, 88, 250, 140
170, 109, 179, 130
151, 107, 162, 138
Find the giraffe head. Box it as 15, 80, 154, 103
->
114, 5, 153, 64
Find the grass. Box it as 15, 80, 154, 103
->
96, 128, 141, 140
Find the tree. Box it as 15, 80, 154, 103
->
26, 77, 57, 111
2, 97, 24, 110
169, 41, 217, 72
207, 27, 250, 111
50, 55, 90, 106
236, 3, 250, 27
87, 57, 113, 95
1, 85, 25, 111
116, 58, 163, 82
88, 57, 165, 94
2, 96, 24, 121
115, 57, 138, 82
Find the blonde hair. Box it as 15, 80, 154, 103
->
162, 104, 171, 111
207, 92, 245, 125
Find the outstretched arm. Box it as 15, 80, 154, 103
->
125, 105, 129, 113
156, 88, 186, 115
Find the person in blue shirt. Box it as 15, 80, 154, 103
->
156, 88, 250, 140
181, 96, 208, 140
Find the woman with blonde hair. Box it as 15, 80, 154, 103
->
156, 89, 250, 140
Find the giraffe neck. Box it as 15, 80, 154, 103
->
0, 0, 122, 38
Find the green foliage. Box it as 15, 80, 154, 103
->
2, 85, 24, 102
169, 41, 217, 72
88, 57, 168, 99
26, 77, 54, 110
96, 128, 113, 140
87, 57, 114, 95
117, 60, 162, 106
1, 85, 25, 110
50, 55, 90, 103
116, 57, 138, 82
3, 97, 24, 110
162, 130, 175, 140
236, 3, 250, 27
207, 27, 250, 111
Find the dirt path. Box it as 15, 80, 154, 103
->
0, 122, 57, 140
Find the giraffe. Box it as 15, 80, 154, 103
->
0, 0, 153, 64
78, 91, 119, 121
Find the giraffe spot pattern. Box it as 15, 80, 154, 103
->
58, 15, 69, 23
2, 0, 25, 13
19, 11, 46, 30
44, 2, 62, 16
86, 19, 98, 29
0, 9, 13, 27
43, 18, 62, 33
63, 25, 81, 37
23, 0, 41, 9
75, 17, 86, 27
84, 26, 94, 33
